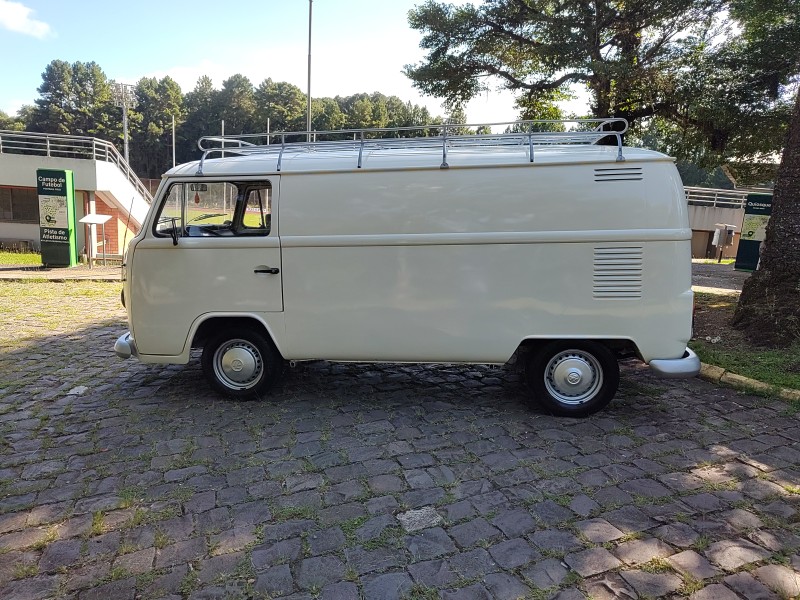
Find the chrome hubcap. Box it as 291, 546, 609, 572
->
545, 350, 603, 406
214, 340, 263, 390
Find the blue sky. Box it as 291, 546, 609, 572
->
0, 0, 526, 124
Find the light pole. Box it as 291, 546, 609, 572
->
112, 82, 137, 163
307, 0, 313, 142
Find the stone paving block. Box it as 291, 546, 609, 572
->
366, 495, 399, 515
600, 506, 657, 533
619, 478, 673, 499
251, 537, 302, 569
38, 538, 82, 572
408, 559, 457, 587
442, 583, 492, 600
296, 555, 346, 589
688, 583, 742, 600
405, 527, 456, 561
155, 537, 206, 569
487, 538, 540, 569
322, 581, 359, 600
564, 547, 622, 577
520, 558, 568, 588
613, 537, 674, 566
210, 525, 257, 555
361, 572, 414, 600
197, 551, 244, 584
398, 507, 442, 532
490, 509, 536, 538
754, 564, 800, 598
448, 548, 498, 578
705, 538, 771, 571
619, 569, 683, 597
345, 545, 401, 575
448, 518, 502, 548
368, 475, 406, 494
113, 547, 156, 576
667, 549, 720, 579
653, 523, 700, 548
529, 529, 584, 554
582, 573, 636, 600
255, 564, 294, 597
575, 518, 625, 543
724, 571, 780, 599
483, 573, 530, 600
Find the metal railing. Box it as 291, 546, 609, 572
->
0, 129, 152, 203
196, 118, 629, 174
684, 186, 748, 209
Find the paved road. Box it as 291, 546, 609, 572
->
1, 282, 799, 599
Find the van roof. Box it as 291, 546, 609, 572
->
167, 144, 672, 178
169, 119, 671, 177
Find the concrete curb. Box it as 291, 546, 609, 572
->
699, 362, 800, 402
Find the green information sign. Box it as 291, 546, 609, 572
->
734, 193, 772, 272
37, 169, 78, 267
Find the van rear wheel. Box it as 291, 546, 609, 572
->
201, 328, 281, 399
526, 341, 619, 417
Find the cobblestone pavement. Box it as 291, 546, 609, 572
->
1, 282, 800, 600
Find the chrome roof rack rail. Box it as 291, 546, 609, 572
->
194, 118, 628, 174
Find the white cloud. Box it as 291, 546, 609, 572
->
0, 0, 52, 39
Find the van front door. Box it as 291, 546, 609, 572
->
130, 178, 281, 357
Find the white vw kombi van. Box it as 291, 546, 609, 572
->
115, 120, 699, 416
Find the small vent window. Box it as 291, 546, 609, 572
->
594, 167, 643, 182
593, 246, 643, 299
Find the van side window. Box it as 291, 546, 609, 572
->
153, 181, 272, 238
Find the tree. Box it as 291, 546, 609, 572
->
729, 0, 800, 346
254, 79, 306, 133
217, 74, 256, 134
29, 60, 74, 134
179, 76, 218, 163
405, 0, 722, 125
130, 76, 184, 178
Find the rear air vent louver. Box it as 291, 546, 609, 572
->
594, 167, 643, 182
593, 246, 643, 299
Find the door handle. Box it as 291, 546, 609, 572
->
254, 267, 280, 275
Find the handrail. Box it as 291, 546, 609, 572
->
684, 186, 748, 209
195, 118, 629, 174
0, 129, 152, 203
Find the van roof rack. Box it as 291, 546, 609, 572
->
195, 118, 628, 175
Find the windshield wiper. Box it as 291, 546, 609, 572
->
187, 213, 226, 224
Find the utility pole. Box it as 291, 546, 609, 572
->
307, 0, 313, 142
112, 82, 137, 163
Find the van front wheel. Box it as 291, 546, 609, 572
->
201, 328, 281, 399
526, 341, 619, 417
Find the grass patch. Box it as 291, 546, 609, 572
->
691, 292, 800, 391
0, 250, 41, 266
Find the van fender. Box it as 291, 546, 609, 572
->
181, 312, 287, 362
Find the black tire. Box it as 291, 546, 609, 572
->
201, 327, 282, 399
526, 341, 619, 417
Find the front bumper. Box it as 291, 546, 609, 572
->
114, 332, 138, 359
649, 347, 701, 378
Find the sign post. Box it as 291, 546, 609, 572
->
734, 193, 773, 272
37, 169, 78, 267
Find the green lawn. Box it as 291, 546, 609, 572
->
690, 292, 800, 391
0, 250, 42, 266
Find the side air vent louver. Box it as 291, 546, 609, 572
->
593, 246, 643, 299
594, 167, 643, 182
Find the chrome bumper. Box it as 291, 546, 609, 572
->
649, 348, 701, 378
114, 332, 138, 359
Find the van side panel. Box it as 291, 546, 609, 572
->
278, 162, 692, 363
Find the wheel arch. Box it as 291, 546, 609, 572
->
516, 337, 639, 361
189, 314, 285, 359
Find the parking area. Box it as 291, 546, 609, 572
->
1, 281, 799, 600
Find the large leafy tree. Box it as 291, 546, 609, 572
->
729, 0, 800, 346
179, 76, 219, 163
217, 74, 256, 134
405, 0, 722, 124
130, 76, 184, 178
254, 79, 307, 133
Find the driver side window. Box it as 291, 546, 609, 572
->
154, 181, 272, 238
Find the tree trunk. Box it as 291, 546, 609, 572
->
732, 91, 800, 347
